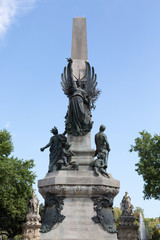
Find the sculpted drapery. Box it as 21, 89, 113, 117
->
61, 58, 100, 136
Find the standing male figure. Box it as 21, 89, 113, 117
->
40, 127, 67, 172
95, 124, 111, 168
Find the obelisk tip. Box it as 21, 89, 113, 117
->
71, 17, 88, 61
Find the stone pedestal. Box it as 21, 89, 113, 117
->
117, 225, 139, 240
67, 132, 95, 170
38, 171, 120, 240
117, 193, 139, 240
22, 213, 42, 240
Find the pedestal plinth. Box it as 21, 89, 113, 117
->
22, 213, 41, 240
38, 171, 120, 240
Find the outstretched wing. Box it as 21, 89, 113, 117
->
61, 59, 74, 98
84, 61, 101, 109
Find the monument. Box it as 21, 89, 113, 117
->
38, 17, 120, 240
22, 192, 42, 240
117, 192, 138, 240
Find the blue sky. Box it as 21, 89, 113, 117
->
0, 0, 160, 218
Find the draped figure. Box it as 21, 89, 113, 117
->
61, 58, 100, 136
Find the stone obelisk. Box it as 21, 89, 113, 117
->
71, 17, 88, 85
68, 17, 94, 169
38, 17, 120, 240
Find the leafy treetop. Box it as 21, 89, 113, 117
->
0, 129, 36, 238
130, 130, 160, 200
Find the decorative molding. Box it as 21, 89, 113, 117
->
39, 184, 119, 198
92, 185, 119, 197
91, 195, 117, 233
40, 193, 65, 233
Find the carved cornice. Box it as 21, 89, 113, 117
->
119, 215, 136, 226
39, 184, 119, 198
22, 213, 41, 227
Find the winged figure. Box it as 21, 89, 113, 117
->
61, 58, 100, 136
84, 61, 101, 110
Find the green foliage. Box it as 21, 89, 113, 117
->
0, 233, 23, 240
0, 129, 36, 238
130, 130, 160, 200
0, 129, 13, 157
113, 207, 122, 228
145, 217, 160, 240
133, 207, 144, 226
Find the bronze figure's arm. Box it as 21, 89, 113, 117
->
40, 138, 52, 152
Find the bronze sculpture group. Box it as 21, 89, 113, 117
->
40, 127, 78, 171
56, 142, 78, 171
39, 58, 117, 235
40, 59, 110, 177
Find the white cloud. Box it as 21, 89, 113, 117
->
0, 0, 36, 38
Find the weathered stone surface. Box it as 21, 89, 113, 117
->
39, 198, 118, 240
22, 216, 41, 240
38, 171, 120, 198
67, 132, 94, 170
117, 225, 139, 240
38, 171, 120, 239
71, 17, 88, 60
68, 132, 91, 151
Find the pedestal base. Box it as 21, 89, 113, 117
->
39, 198, 117, 240
38, 171, 120, 240
117, 225, 139, 240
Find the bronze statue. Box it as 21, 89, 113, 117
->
61, 58, 100, 136
40, 127, 67, 172
92, 125, 111, 177
95, 125, 110, 168
56, 142, 78, 170
93, 153, 109, 177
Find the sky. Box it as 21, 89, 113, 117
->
0, 0, 160, 218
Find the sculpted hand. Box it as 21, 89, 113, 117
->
40, 148, 44, 152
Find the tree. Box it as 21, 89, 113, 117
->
113, 207, 122, 228
130, 130, 160, 200
133, 207, 144, 226
0, 129, 36, 238
145, 217, 160, 240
